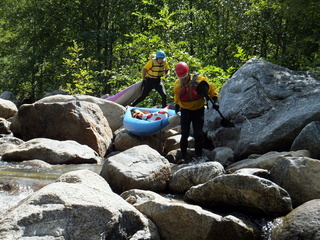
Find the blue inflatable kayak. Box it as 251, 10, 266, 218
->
123, 107, 180, 136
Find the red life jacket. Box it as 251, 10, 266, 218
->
179, 74, 200, 102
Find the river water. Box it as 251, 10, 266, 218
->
0, 160, 103, 215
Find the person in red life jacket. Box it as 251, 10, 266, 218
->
173, 62, 219, 163
132, 50, 170, 108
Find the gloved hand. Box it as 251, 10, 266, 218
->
175, 104, 180, 115
196, 81, 209, 98
212, 97, 219, 110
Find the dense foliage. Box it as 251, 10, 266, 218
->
0, 0, 319, 106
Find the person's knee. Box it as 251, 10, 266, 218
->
181, 129, 189, 137
194, 131, 203, 140
181, 128, 190, 136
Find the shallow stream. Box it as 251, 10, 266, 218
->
0, 160, 103, 215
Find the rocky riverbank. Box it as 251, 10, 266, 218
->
0, 58, 320, 239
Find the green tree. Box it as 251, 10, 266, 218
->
59, 41, 103, 95
0, 0, 319, 104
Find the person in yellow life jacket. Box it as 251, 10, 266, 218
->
173, 62, 219, 163
132, 50, 170, 108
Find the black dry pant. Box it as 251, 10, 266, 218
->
132, 77, 167, 108
180, 107, 204, 158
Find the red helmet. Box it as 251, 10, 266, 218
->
175, 62, 189, 78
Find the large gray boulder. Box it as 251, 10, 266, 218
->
0, 98, 18, 119
0, 91, 18, 105
186, 174, 293, 216
0, 136, 24, 157
1, 138, 101, 164
270, 156, 320, 207
169, 162, 225, 193
0, 170, 160, 240
205, 58, 320, 160
271, 199, 320, 239
16, 101, 112, 157
0, 118, 11, 134
226, 150, 309, 172
113, 129, 161, 152
121, 189, 262, 240
100, 145, 171, 193
290, 121, 320, 159
37, 94, 126, 133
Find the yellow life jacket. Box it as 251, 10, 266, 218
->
147, 58, 167, 79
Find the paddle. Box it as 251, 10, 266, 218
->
196, 81, 235, 128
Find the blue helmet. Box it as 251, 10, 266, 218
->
156, 50, 166, 59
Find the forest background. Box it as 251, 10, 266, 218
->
0, 0, 319, 107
